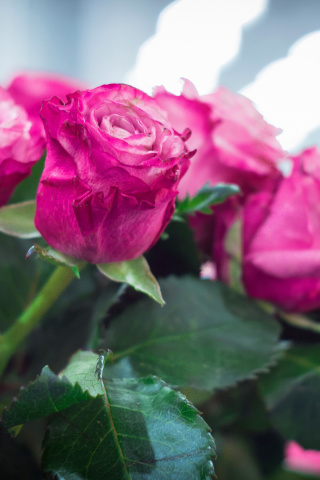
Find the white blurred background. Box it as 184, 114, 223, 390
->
1, 0, 320, 153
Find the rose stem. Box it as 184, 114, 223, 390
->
0, 265, 77, 378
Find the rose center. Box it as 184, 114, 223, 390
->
100, 113, 146, 139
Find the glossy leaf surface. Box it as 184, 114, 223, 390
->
2, 351, 215, 480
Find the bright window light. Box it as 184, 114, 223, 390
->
126, 0, 268, 95
241, 31, 320, 152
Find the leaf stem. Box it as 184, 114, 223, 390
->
0, 266, 77, 378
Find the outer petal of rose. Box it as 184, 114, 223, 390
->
35, 176, 90, 259
243, 258, 320, 312
84, 188, 176, 264
35, 175, 177, 264
154, 85, 214, 198
246, 250, 320, 279
8, 72, 87, 120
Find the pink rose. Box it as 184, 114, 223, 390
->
8, 71, 87, 141
243, 147, 320, 312
35, 84, 191, 264
285, 441, 320, 476
0, 87, 43, 206
154, 80, 285, 276
154, 80, 284, 199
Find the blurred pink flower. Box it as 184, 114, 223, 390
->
285, 441, 320, 476
8, 71, 87, 140
0, 86, 43, 205
154, 79, 285, 199
243, 147, 320, 312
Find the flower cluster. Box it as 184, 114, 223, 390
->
155, 80, 320, 313
2, 71, 320, 313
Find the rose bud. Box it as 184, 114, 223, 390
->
0, 87, 43, 206
35, 84, 192, 264
243, 147, 320, 312
7, 71, 88, 141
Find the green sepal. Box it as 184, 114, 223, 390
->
26, 243, 82, 278
97, 255, 164, 305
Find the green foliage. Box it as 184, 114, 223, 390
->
0, 200, 40, 239
259, 344, 320, 450
175, 182, 240, 217
147, 218, 201, 276
97, 255, 164, 305
0, 235, 49, 331
2, 351, 215, 480
101, 276, 281, 392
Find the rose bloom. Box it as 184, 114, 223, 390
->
154, 80, 284, 199
285, 441, 320, 476
35, 84, 192, 264
243, 147, 320, 312
8, 71, 87, 141
0, 86, 43, 206
154, 80, 285, 277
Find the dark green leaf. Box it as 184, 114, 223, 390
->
0, 201, 40, 239
101, 276, 281, 391
0, 235, 49, 330
259, 344, 320, 450
147, 219, 201, 276
1, 366, 92, 427
27, 243, 82, 278
176, 183, 240, 216
97, 255, 164, 305
3, 351, 215, 480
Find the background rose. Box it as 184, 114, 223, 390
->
0, 86, 43, 206
243, 147, 320, 312
7, 71, 88, 142
154, 80, 284, 199
154, 80, 285, 278
35, 84, 191, 264
285, 441, 320, 476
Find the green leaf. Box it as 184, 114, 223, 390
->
97, 255, 164, 305
147, 219, 201, 276
1, 366, 92, 427
27, 243, 82, 278
0, 200, 41, 239
175, 183, 240, 216
259, 344, 320, 450
101, 276, 281, 392
2, 351, 215, 480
